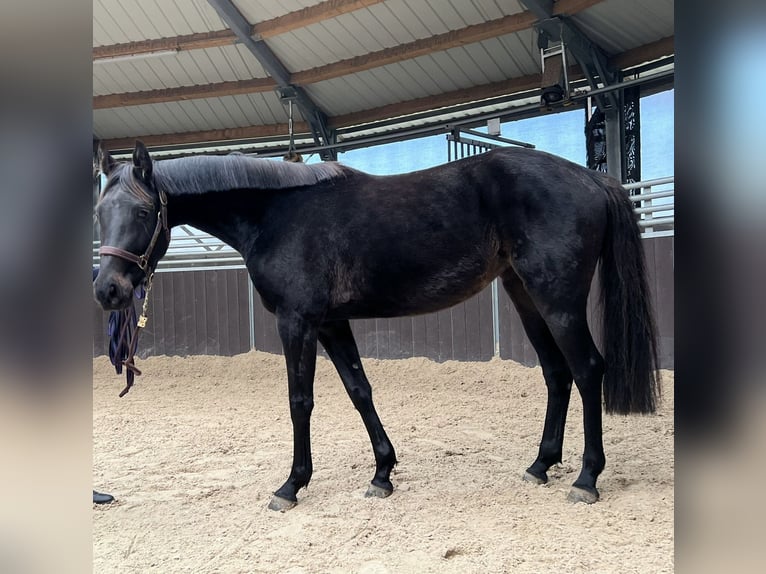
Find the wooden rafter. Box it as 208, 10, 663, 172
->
330, 74, 554, 130
611, 35, 674, 70
94, 78, 275, 109
99, 36, 673, 151
295, 0, 610, 86
292, 12, 538, 86
102, 122, 311, 151
93, 0, 386, 60
94, 0, 605, 110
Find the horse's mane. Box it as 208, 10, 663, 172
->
152, 155, 349, 196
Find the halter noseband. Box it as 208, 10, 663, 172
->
98, 188, 170, 277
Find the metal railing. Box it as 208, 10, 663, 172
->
623, 176, 674, 239
92, 175, 674, 272
92, 228, 247, 272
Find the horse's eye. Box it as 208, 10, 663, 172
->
137, 208, 150, 219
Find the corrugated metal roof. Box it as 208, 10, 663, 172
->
571, 0, 674, 55
235, 0, 326, 23
93, 44, 269, 95
93, 0, 228, 45
93, 0, 674, 152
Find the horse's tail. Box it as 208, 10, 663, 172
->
598, 177, 661, 414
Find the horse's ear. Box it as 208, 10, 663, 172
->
132, 140, 153, 182
98, 145, 117, 176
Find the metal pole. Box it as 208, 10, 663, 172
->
605, 107, 622, 181
491, 279, 500, 357
248, 278, 256, 350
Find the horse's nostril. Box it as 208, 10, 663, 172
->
108, 282, 117, 297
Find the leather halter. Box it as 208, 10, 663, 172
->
98, 187, 170, 277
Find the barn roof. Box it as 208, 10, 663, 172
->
93, 0, 674, 157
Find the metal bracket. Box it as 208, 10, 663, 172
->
520, 1, 618, 110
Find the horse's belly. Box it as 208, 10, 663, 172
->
327, 254, 504, 319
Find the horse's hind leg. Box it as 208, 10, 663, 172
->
501, 271, 574, 486
521, 293, 605, 503
318, 320, 397, 497
543, 310, 605, 503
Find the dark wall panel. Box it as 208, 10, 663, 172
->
411, 315, 427, 358
498, 284, 535, 367
148, 273, 165, 355
93, 304, 108, 357
161, 273, 176, 356
653, 236, 674, 369
93, 269, 250, 359
424, 311, 440, 360
203, 271, 220, 355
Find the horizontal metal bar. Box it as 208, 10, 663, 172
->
638, 216, 674, 227
93, 257, 243, 266
335, 89, 542, 136
629, 189, 674, 202
623, 176, 675, 189
94, 254, 243, 263
570, 69, 674, 102
458, 128, 535, 148
446, 134, 500, 150
154, 264, 247, 273
94, 248, 241, 258
165, 246, 237, 253
167, 248, 233, 254
624, 56, 674, 77
93, 243, 238, 253
634, 204, 673, 215
158, 256, 243, 264
641, 230, 674, 239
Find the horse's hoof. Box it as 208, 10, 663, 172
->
523, 471, 547, 485
365, 483, 393, 498
268, 495, 297, 512
567, 485, 599, 504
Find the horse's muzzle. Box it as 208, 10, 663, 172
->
94, 274, 134, 311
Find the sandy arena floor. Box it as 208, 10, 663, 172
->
94, 351, 673, 573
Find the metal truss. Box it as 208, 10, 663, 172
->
207, 0, 337, 160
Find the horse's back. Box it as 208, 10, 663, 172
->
252, 147, 610, 318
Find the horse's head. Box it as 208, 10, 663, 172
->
94, 141, 170, 310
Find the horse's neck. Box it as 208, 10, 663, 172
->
167, 190, 262, 255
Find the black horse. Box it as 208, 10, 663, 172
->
94, 141, 659, 510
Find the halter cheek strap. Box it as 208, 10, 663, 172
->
98, 188, 169, 277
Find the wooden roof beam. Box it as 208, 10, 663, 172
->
102, 121, 311, 151
330, 70, 576, 130
93, 0, 385, 60
94, 78, 275, 109
611, 36, 674, 70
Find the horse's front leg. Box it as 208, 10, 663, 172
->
318, 320, 397, 498
268, 312, 318, 511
